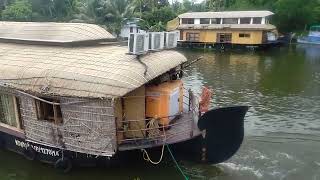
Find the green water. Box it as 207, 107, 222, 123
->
1, 44, 320, 180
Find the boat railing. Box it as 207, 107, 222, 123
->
117, 89, 200, 149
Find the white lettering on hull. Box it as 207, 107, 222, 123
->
15, 139, 60, 157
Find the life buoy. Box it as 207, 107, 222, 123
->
54, 157, 72, 173
199, 86, 213, 113
23, 146, 36, 161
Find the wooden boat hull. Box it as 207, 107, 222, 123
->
0, 105, 249, 172
0, 130, 204, 169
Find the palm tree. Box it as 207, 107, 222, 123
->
103, 0, 135, 37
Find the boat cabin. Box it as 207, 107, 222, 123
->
167, 11, 278, 47
0, 21, 202, 159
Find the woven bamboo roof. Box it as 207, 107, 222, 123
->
0, 42, 187, 98
179, 11, 274, 19
0, 21, 115, 44
178, 24, 276, 30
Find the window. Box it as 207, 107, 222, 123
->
239, 33, 251, 38
130, 27, 133, 33
223, 18, 238, 24
186, 32, 200, 41
217, 33, 232, 43
182, 18, 194, 24
35, 99, 62, 124
240, 18, 251, 24
0, 94, 20, 128
200, 18, 210, 24
211, 18, 221, 24
252, 17, 262, 24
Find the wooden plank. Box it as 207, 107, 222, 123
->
0, 122, 25, 138
12, 97, 21, 129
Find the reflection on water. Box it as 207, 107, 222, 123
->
182, 46, 320, 136
181, 45, 320, 179
1, 45, 320, 180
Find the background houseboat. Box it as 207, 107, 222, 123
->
0, 21, 249, 172
167, 11, 279, 50
297, 25, 320, 45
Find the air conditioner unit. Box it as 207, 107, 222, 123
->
148, 32, 164, 51
164, 32, 178, 49
128, 33, 149, 55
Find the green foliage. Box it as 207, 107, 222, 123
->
273, 0, 317, 32
2, 0, 32, 21
1, 0, 320, 34
91, 0, 135, 36
139, 6, 176, 31
29, 0, 80, 21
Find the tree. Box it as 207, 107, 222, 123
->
273, 0, 317, 32
2, 0, 32, 21
139, 5, 176, 31
95, 0, 135, 36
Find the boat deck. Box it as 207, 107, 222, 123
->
118, 112, 201, 151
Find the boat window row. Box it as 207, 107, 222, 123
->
184, 32, 252, 42
182, 17, 264, 25
0, 93, 63, 129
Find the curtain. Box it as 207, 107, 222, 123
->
0, 94, 17, 127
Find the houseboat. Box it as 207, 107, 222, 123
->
0, 21, 249, 172
297, 25, 320, 45
167, 11, 279, 50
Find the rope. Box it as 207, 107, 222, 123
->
141, 144, 165, 165
141, 119, 164, 165
141, 120, 189, 180
166, 144, 189, 180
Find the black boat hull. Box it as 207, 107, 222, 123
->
0, 105, 249, 171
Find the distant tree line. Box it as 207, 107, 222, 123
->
1, 0, 320, 35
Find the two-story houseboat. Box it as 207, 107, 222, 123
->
0, 21, 249, 172
167, 11, 279, 50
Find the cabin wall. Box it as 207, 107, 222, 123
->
0, 87, 117, 156
181, 29, 263, 44
60, 97, 117, 156
19, 96, 59, 145
114, 86, 146, 143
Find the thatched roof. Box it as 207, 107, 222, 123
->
0, 42, 187, 98
0, 21, 115, 44
179, 11, 274, 19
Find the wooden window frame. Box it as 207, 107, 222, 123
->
0, 94, 22, 129
186, 32, 200, 42
239, 33, 251, 38
35, 98, 63, 124
217, 33, 232, 43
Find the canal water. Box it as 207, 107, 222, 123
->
1, 44, 320, 180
